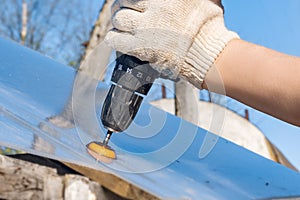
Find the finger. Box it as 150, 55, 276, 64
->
111, 0, 147, 15
112, 8, 143, 32
105, 29, 137, 54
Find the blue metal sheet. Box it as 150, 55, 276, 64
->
1, 37, 300, 200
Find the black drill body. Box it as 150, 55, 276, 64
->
100, 54, 159, 143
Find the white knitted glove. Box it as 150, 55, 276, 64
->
105, 0, 239, 88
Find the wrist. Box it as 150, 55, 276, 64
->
202, 38, 241, 92
182, 17, 239, 89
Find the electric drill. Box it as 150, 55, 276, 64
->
98, 53, 159, 156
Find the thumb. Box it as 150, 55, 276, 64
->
105, 30, 137, 54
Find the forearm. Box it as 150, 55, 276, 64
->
203, 39, 300, 126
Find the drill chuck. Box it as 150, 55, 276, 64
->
101, 54, 159, 133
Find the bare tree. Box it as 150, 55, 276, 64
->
0, 0, 99, 67
0, 0, 101, 154
20, 0, 27, 45
46, 0, 114, 129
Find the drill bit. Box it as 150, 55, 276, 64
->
103, 130, 113, 146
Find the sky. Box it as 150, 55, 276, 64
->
223, 0, 300, 169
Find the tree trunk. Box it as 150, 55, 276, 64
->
47, 0, 114, 128
79, 0, 114, 81
21, 0, 27, 45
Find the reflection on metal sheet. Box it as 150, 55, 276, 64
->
1, 37, 300, 199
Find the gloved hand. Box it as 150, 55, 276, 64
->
105, 0, 239, 89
